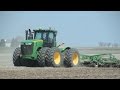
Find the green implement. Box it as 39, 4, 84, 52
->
80, 53, 120, 67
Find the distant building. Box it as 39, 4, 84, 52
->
5, 42, 11, 47
5, 39, 11, 47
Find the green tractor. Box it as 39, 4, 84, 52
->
13, 28, 80, 67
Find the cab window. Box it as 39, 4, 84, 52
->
35, 32, 42, 39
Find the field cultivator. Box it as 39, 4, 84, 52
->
80, 53, 120, 68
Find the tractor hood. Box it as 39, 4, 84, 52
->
21, 39, 43, 45
20, 39, 43, 60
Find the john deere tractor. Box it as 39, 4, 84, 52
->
13, 28, 80, 67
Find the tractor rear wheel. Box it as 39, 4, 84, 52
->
37, 47, 50, 67
64, 48, 80, 67
13, 47, 21, 66
46, 47, 63, 67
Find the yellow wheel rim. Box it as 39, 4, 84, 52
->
72, 52, 79, 65
54, 52, 61, 65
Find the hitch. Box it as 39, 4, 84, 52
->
57, 43, 65, 47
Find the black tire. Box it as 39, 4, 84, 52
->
37, 47, 50, 67
13, 47, 21, 66
61, 49, 71, 67
46, 47, 63, 67
61, 51, 66, 67
64, 48, 80, 67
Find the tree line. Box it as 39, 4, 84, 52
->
98, 42, 120, 48
0, 36, 24, 48
0, 38, 120, 48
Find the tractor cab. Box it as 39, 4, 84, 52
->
26, 28, 57, 48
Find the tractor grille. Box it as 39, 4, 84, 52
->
21, 43, 33, 55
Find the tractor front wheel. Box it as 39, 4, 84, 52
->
13, 47, 21, 66
37, 47, 50, 67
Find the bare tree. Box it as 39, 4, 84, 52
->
113, 43, 119, 48
15, 36, 24, 42
103, 42, 106, 47
99, 42, 112, 47
107, 42, 111, 47
11, 36, 24, 48
98, 42, 104, 47
0, 39, 6, 47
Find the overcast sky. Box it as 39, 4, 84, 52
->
0, 11, 120, 47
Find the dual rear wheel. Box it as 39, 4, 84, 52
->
37, 47, 80, 67
64, 48, 80, 67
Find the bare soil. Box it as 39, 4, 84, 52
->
0, 47, 120, 79
0, 66, 120, 79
